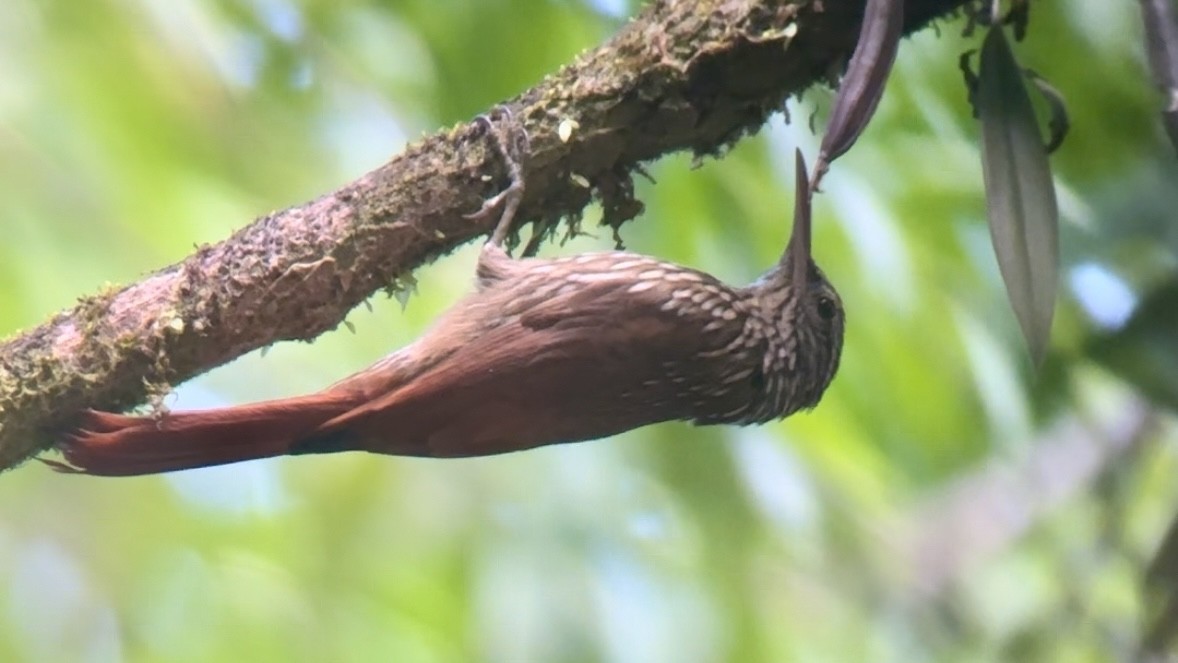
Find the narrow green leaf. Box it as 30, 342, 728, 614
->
977, 25, 1059, 365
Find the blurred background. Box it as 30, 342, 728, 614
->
1, 0, 1176, 661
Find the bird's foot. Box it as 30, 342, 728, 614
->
466, 106, 529, 251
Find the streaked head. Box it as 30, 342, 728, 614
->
752, 149, 845, 411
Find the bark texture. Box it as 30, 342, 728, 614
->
0, 0, 968, 472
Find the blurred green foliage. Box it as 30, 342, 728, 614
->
1, 0, 1177, 661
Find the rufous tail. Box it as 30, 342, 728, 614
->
43, 394, 358, 476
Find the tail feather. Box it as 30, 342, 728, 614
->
45, 394, 357, 476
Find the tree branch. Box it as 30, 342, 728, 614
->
0, 0, 968, 472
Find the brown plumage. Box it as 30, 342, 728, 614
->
46, 124, 844, 476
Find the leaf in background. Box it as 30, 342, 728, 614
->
812, 0, 903, 188
1138, 0, 1178, 155
1111, 281, 1178, 654
1143, 508, 1178, 656
1089, 277, 1178, 411
977, 25, 1059, 366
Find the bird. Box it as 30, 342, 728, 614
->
44, 114, 845, 476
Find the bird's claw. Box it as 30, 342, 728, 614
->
466, 106, 529, 250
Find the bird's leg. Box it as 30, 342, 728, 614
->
466, 106, 529, 250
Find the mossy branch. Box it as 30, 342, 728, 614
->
0, 0, 968, 472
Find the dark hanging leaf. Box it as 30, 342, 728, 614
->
976, 25, 1059, 366
813, 0, 903, 188
1139, 0, 1178, 155
1088, 277, 1178, 412
1139, 0, 1178, 95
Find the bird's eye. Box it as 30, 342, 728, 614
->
816, 295, 836, 321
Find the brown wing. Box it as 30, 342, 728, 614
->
305, 265, 747, 458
